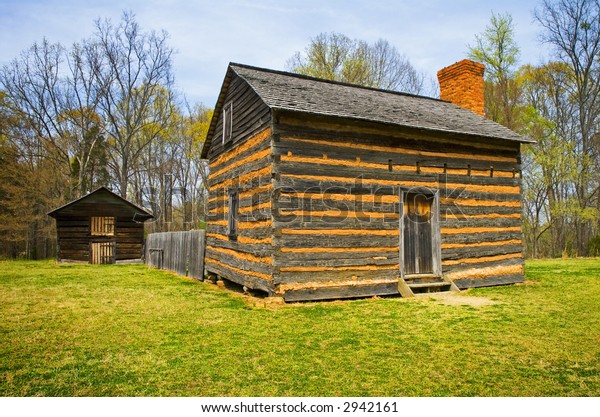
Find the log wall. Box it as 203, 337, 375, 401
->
115, 219, 145, 261
56, 216, 145, 262
56, 216, 91, 262
204, 73, 274, 293
271, 112, 524, 297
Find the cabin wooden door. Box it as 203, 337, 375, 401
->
402, 192, 434, 275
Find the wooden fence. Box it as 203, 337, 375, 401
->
145, 230, 206, 279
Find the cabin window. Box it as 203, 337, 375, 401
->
222, 101, 233, 144
227, 191, 239, 241
90, 216, 115, 236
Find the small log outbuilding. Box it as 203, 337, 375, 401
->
48, 187, 153, 264
201, 60, 534, 302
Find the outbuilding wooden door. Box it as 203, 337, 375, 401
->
402, 192, 434, 275
90, 216, 115, 264
90, 241, 115, 264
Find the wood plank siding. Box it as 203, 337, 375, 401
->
271, 112, 524, 295
204, 73, 274, 292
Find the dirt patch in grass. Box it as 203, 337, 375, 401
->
420, 292, 498, 307
515, 280, 541, 286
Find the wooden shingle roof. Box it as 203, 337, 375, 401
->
202, 63, 532, 158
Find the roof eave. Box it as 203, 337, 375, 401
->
47, 186, 154, 219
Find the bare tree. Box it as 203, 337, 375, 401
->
0, 82, 64, 259
369, 39, 425, 93
535, 0, 600, 255
172, 104, 212, 230
136, 103, 211, 233
0, 10, 188, 257
521, 63, 579, 256
287, 32, 426, 94
0, 39, 109, 198
62, 41, 107, 196
0, 41, 71, 180
92, 11, 176, 198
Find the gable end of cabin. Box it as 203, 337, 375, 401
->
203, 70, 276, 294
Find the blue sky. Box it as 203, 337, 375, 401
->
0, 0, 548, 106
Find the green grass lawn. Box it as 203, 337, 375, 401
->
0, 259, 599, 396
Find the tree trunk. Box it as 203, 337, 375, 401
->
119, 153, 128, 198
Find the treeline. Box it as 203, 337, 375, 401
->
283, 0, 600, 258
2, 1, 599, 260
0, 12, 211, 259
467, 0, 600, 257
286, 33, 429, 95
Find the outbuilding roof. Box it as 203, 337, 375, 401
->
202, 63, 532, 158
47, 186, 154, 221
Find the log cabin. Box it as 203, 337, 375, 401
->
48, 186, 154, 264
201, 60, 534, 302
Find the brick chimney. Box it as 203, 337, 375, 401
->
437, 59, 485, 116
